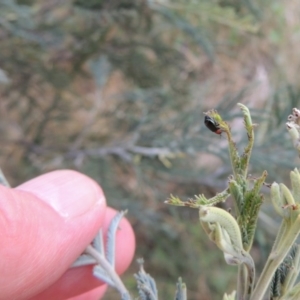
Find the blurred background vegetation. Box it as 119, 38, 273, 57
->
1, 0, 300, 299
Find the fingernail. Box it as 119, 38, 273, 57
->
16, 170, 106, 219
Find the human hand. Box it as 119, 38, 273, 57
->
0, 170, 135, 300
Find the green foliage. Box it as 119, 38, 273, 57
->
270, 245, 300, 299
167, 189, 230, 207
167, 105, 300, 300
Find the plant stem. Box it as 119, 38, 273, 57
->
0, 168, 10, 187
250, 217, 300, 300
237, 265, 246, 300
237, 103, 254, 179
85, 245, 131, 298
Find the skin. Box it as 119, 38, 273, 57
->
0, 170, 136, 300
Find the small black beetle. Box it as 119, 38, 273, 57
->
204, 115, 222, 135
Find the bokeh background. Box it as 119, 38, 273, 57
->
1, 0, 300, 299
